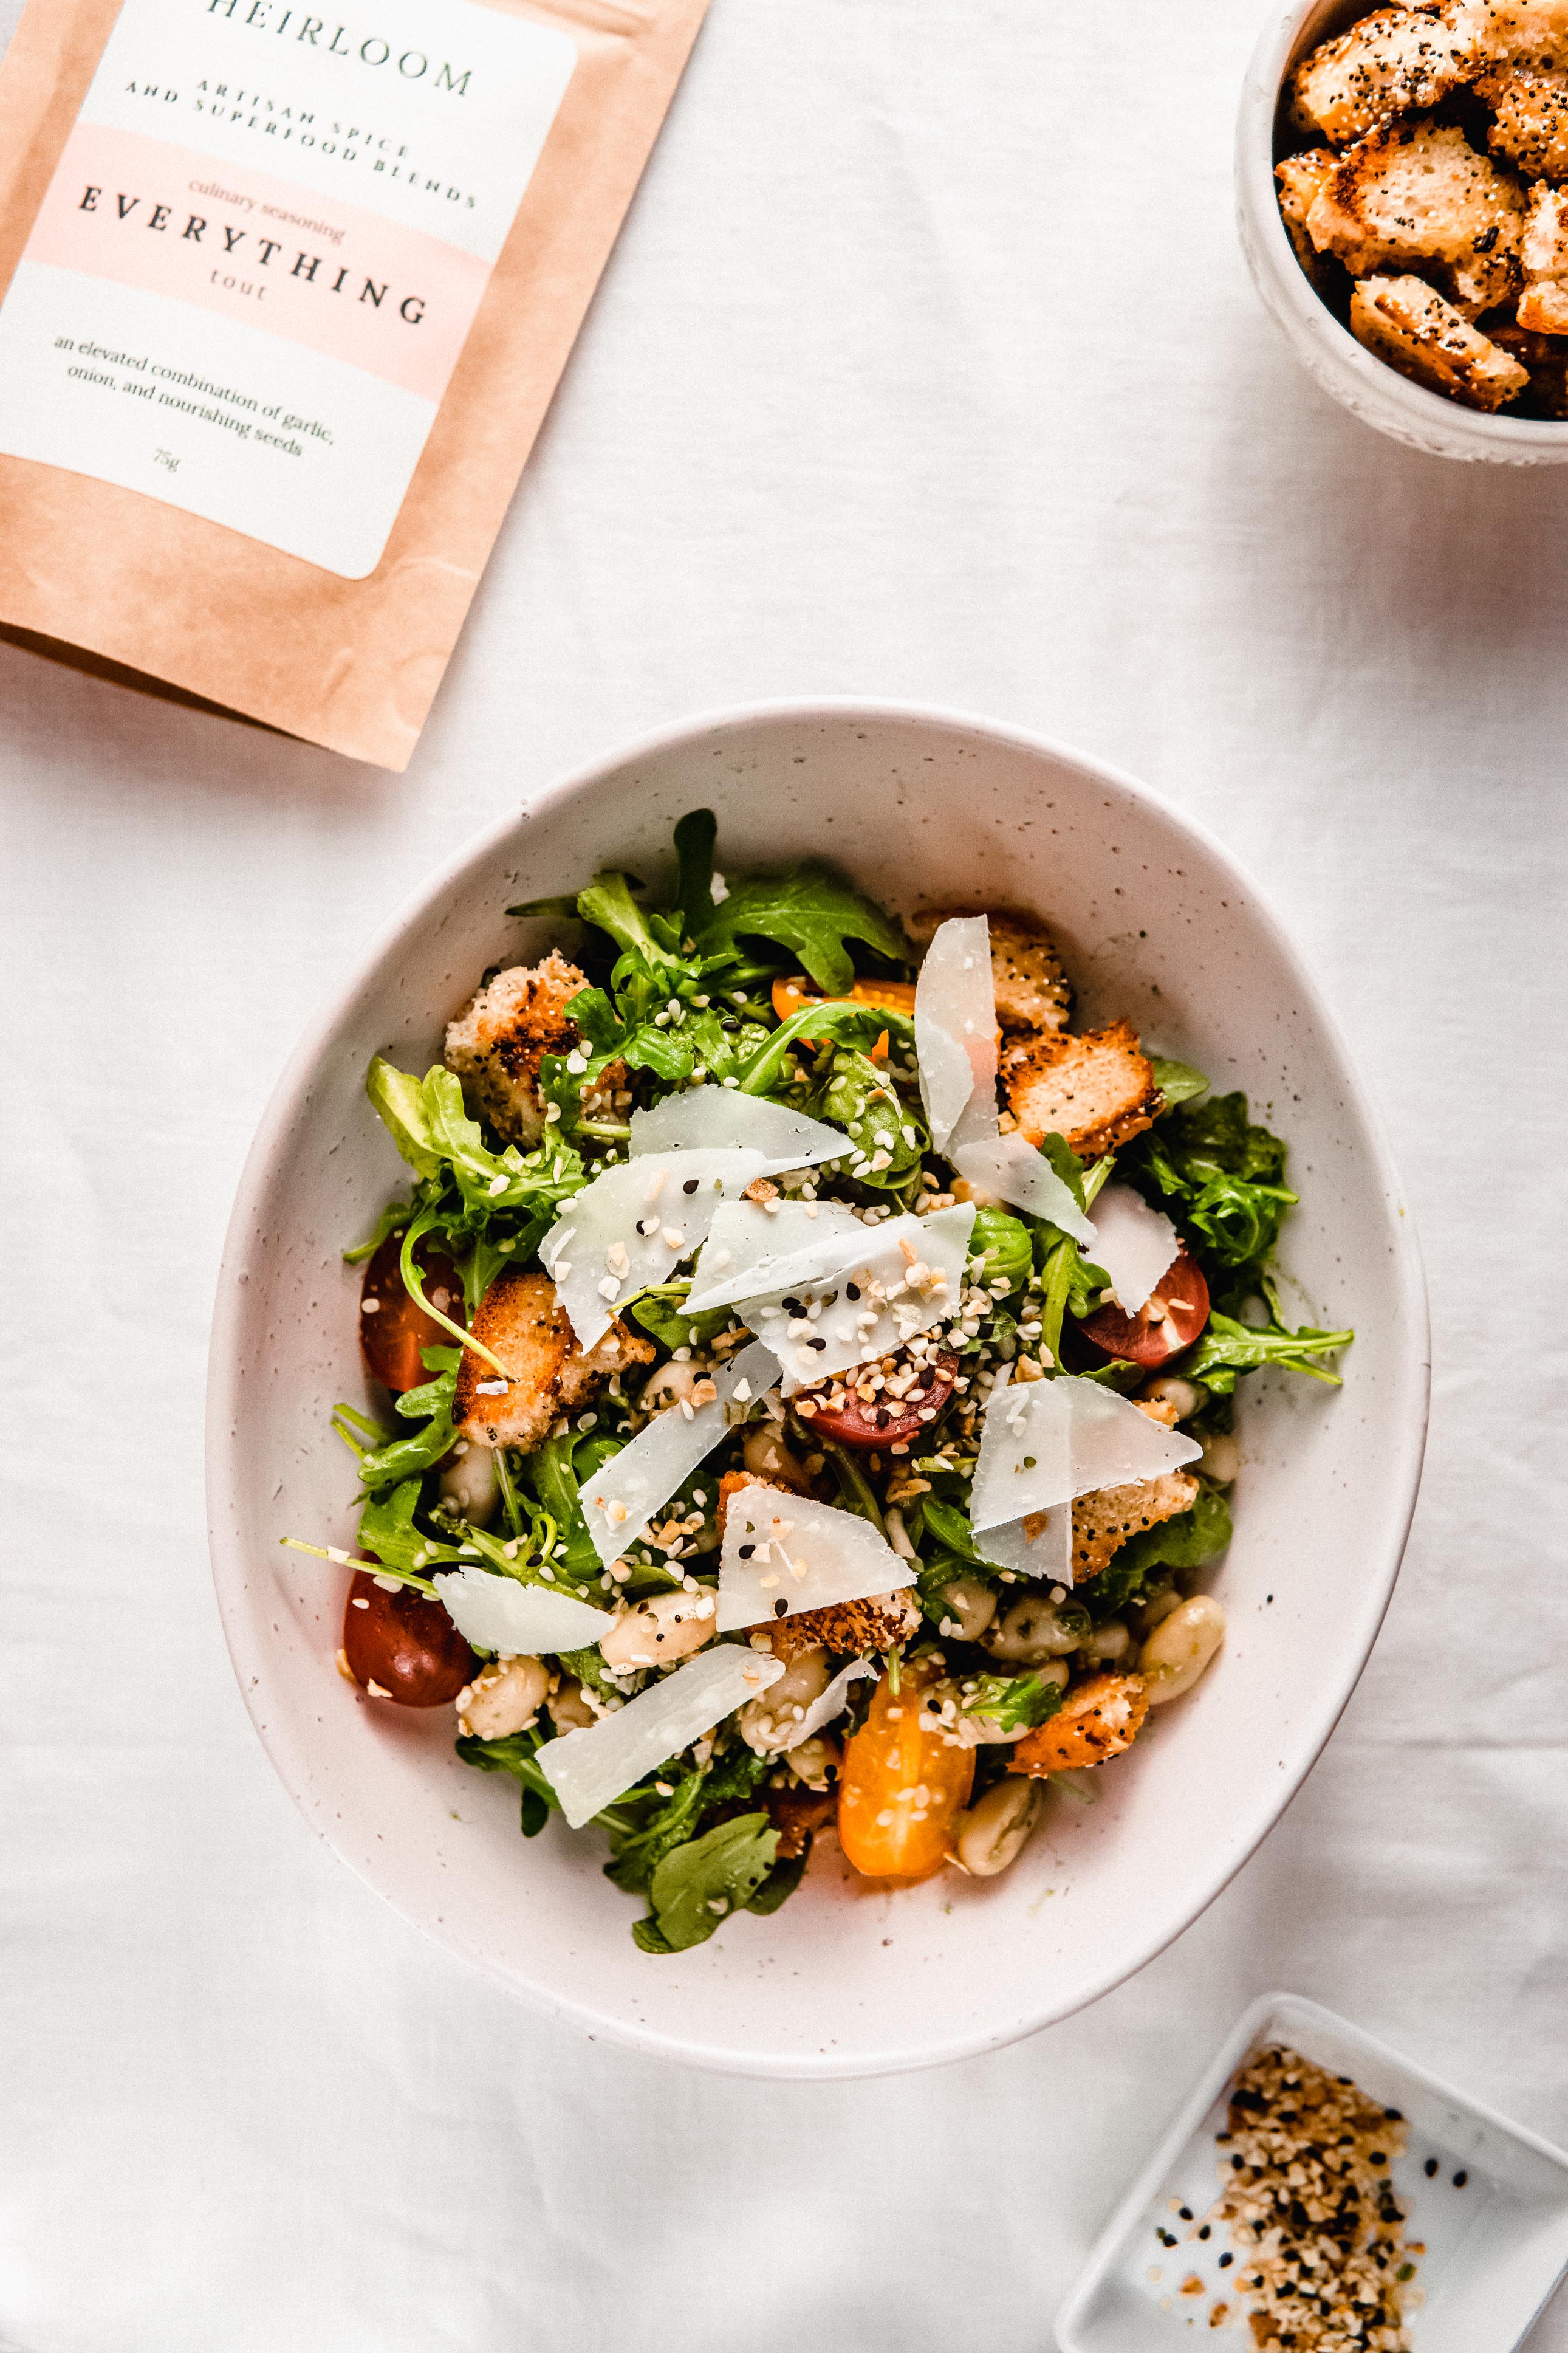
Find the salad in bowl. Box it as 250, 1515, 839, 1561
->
289, 811, 1351, 1954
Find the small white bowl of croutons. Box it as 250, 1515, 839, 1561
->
1238, 0, 1568, 458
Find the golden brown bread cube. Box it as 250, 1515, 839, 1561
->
1490, 318, 1568, 404
1289, 3, 1482, 145
1072, 1470, 1202, 1584
1480, 61, 1568, 176
908, 907, 1072, 1035
1277, 148, 1343, 279
1003, 1018, 1161, 1161
1349, 273, 1530, 405
453, 1268, 653, 1452
1007, 1673, 1150, 1774
445, 951, 625, 1149
1469, 0, 1568, 70
766, 1590, 922, 1664
1305, 120, 1525, 281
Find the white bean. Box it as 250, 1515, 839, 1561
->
439, 1441, 500, 1527
1199, 1432, 1241, 1485
599, 1589, 717, 1673
939, 1575, 998, 1643
546, 1675, 598, 1734
985, 1595, 1087, 1664
740, 1647, 829, 1755
783, 1734, 835, 1790
1140, 1375, 1200, 1420
640, 1361, 699, 1410
1138, 1593, 1226, 1703
956, 1777, 1045, 1878
742, 1423, 815, 1490
457, 1654, 550, 1739
1138, 1585, 1183, 1632
1083, 1618, 1131, 1664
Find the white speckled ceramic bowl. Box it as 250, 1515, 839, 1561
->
206, 701, 1429, 2078
1238, 0, 1568, 464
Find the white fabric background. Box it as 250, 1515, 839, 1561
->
2, 0, 1566, 2346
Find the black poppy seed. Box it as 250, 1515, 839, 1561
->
1218, 2253, 1233, 2270
682, 1178, 699, 1194
807, 1336, 827, 1351
1423, 2158, 1438, 2177
1453, 2170, 1468, 2188
1178, 2207, 1193, 2222
1197, 2224, 1211, 2241
738, 1544, 755, 1559
773, 1599, 789, 1617
781, 1297, 803, 1314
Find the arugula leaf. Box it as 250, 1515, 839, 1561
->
747, 1852, 809, 1915
1079, 1485, 1233, 1617
1131, 1091, 1297, 1282
353, 1369, 457, 1491
691, 860, 908, 995
1180, 1310, 1352, 1394
922, 1496, 983, 1561
968, 1208, 1032, 1294
357, 1478, 462, 1579
575, 870, 679, 969
673, 808, 719, 935
525, 1429, 627, 1579
809, 1047, 924, 1188
739, 997, 910, 1101
456, 1731, 561, 1822
1039, 1132, 1089, 1212
604, 1770, 711, 1894
964, 1671, 1066, 1734
1149, 1057, 1210, 1107
629, 1288, 737, 1353
632, 1813, 781, 1953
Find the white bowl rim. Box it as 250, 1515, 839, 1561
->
1236, 0, 1568, 461
205, 696, 1432, 2073
1055, 1989, 1568, 2351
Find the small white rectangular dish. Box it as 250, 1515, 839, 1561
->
1056, 1991, 1568, 2351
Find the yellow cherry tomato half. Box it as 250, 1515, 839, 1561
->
769, 975, 916, 1063
837, 1660, 976, 1881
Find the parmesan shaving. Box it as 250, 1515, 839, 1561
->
629, 1087, 846, 1164
969, 1372, 1200, 1541
1085, 1181, 1180, 1314
972, 1507, 1073, 1585
951, 1130, 1095, 1248
1062, 1373, 1202, 1493
580, 1340, 778, 1568
914, 915, 998, 1153
536, 1644, 784, 1828
539, 1148, 775, 1350
789, 1657, 877, 1747
716, 1491, 913, 1632
690, 1203, 976, 1388
431, 1570, 614, 1657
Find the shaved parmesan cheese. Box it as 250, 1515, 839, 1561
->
951, 1130, 1095, 1248
969, 1372, 1200, 1544
431, 1570, 614, 1657
971, 1507, 1073, 1585
1086, 1182, 1180, 1314
580, 1339, 779, 1568
915, 915, 999, 1152
970, 1376, 1074, 1532
789, 1657, 877, 1747
716, 1489, 913, 1632
694, 1203, 976, 1389
685, 1199, 868, 1313
536, 1644, 783, 1828
1061, 1373, 1201, 1493
629, 1087, 845, 1164
540, 1149, 776, 1350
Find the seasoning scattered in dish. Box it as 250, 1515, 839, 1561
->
1210, 2044, 1420, 2349
1277, 1, 1568, 416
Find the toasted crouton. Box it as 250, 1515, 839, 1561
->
1305, 120, 1525, 284
1072, 1469, 1200, 1583
1519, 273, 1568, 326
453, 1268, 652, 1451
1289, 4, 1482, 145
1276, 148, 1343, 280
1004, 1018, 1160, 1161
1349, 273, 1530, 405
445, 952, 625, 1149
1522, 177, 1568, 270
1479, 60, 1568, 177
908, 907, 1072, 1035
767, 1589, 922, 1664
1007, 1672, 1149, 1774
1470, 0, 1568, 70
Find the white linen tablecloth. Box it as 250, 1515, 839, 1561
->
3, 0, 1566, 2344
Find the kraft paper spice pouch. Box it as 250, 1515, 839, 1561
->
0, 0, 710, 768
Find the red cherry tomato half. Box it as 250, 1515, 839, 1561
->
343, 1568, 476, 1706
1076, 1246, 1210, 1369
359, 1231, 465, 1394
795, 1352, 960, 1451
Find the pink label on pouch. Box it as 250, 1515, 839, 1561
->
26, 122, 488, 400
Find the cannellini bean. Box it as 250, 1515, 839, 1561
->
1137, 1584, 1183, 1632
457, 1654, 550, 1739
1140, 1375, 1201, 1420
1199, 1432, 1241, 1485
439, 1440, 500, 1527
547, 1675, 598, 1734
939, 1575, 998, 1643
783, 1734, 836, 1790
740, 1646, 830, 1754
1083, 1618, 1131, 1664
956, 1658, 1067, 1746
742, 1423, 816, 1491
1138, 1593, 1225, 1703
956, 1776, 1045, 1878
984, 1594, 1089, 1664
641, 1361, 700, 1410
599, 1588, 717, 1672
